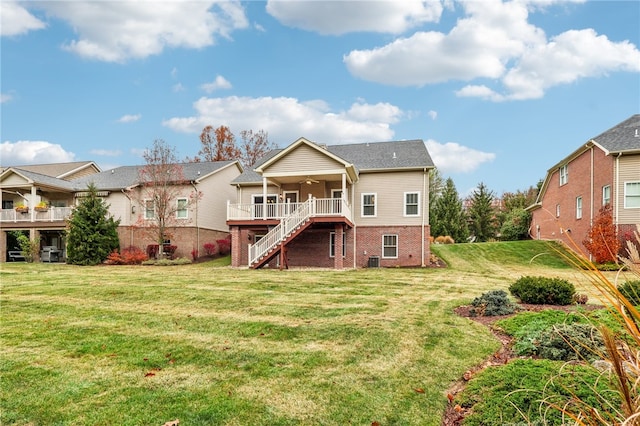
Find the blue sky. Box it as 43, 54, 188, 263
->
1, 0, 639, 196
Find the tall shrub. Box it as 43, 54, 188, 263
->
67, 183, 120, 265
583, 204, 620, 264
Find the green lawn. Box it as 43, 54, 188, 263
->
0, 241, 595, 425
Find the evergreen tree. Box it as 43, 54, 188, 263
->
499, 208, 532, 241
431, 177, 469, 243
467, 182, 498, 242
67, 183, 120, 265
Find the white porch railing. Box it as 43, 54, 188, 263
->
228, 198, 351, 221
0, 207, 74, 223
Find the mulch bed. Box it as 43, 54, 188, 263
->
441, 302, 604, 425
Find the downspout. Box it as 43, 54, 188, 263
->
590, 146, 594, 228
615, 153, 621, 225
191, 181, 200, 254
121, 189, 134, 247
352, 179, 356, 269
422, 168, 427, 267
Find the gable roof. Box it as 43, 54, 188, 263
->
0, 161, 101, 179
232, 138, 433, 184
0, 167, 79, 191
73, 161, 239, 191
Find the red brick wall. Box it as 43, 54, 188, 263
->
117, 226, 229, 260
531, 146, 614, 257
230, 223, 431, 269
354, 225, 429, 268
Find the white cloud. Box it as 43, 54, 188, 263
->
1, 93, 13, 103
425, 139, 495, 173
90, 149, 122, 157
172, 83, 186, 93
344, 0, 639, 100
200, 75, 232, 93
266, 0, 443, 35
0, 141, 75, 165
0, 1, 46, 36
29, 1, 248, 62
117, 114, 141, 123
428, 110, 438, 120
163, 96, 402, 144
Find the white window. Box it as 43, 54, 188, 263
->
602, 185, 611, 206
404, 192, 420, 216
329, 232, 346, 258
576, 196, 582, 219
362, 193, 376, 217
559, 164, 568, 186
625, 182, 640, 208
176, 198, 188, 219
382, 234, 398, 259
144, 199, 155, 220
556, 204, 560, 218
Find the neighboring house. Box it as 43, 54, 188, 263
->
0, 160, 242, 262
528, 114, 640, 258
1, 161, 101, 262
226, 137, 435, 269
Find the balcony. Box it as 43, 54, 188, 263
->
1, 207, 74, 223
227, 198, 352, 222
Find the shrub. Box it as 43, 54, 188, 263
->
147, 244, 159, 259
469, 290, 518, 317
217, 237, 231, 255
105, 246, 148, 265
509, 276, 575, 305
434, 235, 455, 244
618, 280, 640, 306
191, 248, 199, 261
203, 242, 216, 256
535, 323, 605, 362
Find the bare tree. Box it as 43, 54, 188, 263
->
188, 125, 276, 167
130, 139, 202, 256
239, 129, 276, 167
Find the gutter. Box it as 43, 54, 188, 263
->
191, 181, 200, 254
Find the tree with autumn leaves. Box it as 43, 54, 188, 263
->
188, 125, 276, 167
583, 203, 621, 264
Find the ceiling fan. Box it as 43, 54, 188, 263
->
299, 176, 319, 185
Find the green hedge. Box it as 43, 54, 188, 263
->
509, 276, 575, 305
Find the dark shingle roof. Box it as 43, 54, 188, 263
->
232, 139, 433, 184
73, 161, 237, 190
327, 139, 433, 170
8, 168, 78, 190
591, 114, 640, 154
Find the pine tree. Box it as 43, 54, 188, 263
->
467, 182, 498, 242
66, 183, 120, 265
431, 177, 469, 243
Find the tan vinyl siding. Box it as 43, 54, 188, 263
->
64, 166, 100, 180
263, 144, 344, 176
617, 154, 640, 224
238, 185, 280, 205
104, 192, 132, 225
353, 171, 427, 226
197, 165, 241, 231
2, 173, 30, 186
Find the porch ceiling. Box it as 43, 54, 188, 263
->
265, 172, 352, 185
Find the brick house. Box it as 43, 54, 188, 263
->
226, 137, 435, 269
527, 114, 640, 258
0, 160, 241, 261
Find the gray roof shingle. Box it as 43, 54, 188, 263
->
73, 161, 237, 190
232, 139, 433, 184
591, 114, 640, 154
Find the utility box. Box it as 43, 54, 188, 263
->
368, 256, 380, 268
